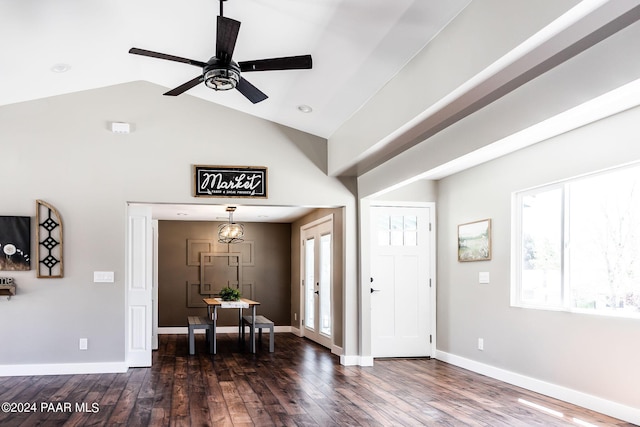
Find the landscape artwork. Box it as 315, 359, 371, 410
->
0, 216, 31, 271
458, 218, 491, 262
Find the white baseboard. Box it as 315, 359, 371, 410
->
340, 354, 374, 366
0, 362, 128, 377
435, 350, 640, 426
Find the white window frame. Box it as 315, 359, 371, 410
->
511, 162, 640, 319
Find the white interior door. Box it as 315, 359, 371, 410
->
301, 216, 333, 349
152, 219, 159, 351
126, 205, 153, 367
371, 206, 431, 358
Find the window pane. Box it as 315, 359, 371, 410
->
404, 216, 417, 246
320, 234, 332, 336
305, 238, 315, 329
404, 231, 417, 246
390, 216, 403, 245
377, 215, 390, 246
567, 166, 640, 314
521, 188, 563, 306
404, 216, 417, 230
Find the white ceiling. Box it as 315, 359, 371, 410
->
5, 1, 640, 223
0, 0, 470, 139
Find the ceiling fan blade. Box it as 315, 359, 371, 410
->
216, 16, 241, 64
239, 55, 312, 72
129, 48, 207, 68
236, 77, 268, 104
163, 75, 204, 96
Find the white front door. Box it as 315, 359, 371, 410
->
301, 215, 333, 349
125, 205, 153, 367
371, 206, 431, 357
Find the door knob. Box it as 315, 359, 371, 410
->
370, 288, 381, 294
314, 290, 319, 295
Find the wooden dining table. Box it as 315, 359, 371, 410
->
202, 297, 261, 354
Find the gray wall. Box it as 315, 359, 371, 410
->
436, 105, 640, 409
158, 220, 291, 327
0, 81, 358, 368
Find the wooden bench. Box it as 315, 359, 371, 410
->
187, 316, 213, 355
241, 315, 274, 352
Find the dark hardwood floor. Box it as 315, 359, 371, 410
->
0, 333, 634, 426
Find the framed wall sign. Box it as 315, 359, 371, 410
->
193, 165, 268, 198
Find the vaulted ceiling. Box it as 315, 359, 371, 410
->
1, 0, 470, 138
3, 1, 640, 221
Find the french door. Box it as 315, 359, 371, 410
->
301, 216, 333, 348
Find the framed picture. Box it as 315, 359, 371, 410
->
458, 219, 491, 262
0, 216, 31, 271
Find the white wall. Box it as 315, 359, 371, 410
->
437, 105, 640, 414
0, 81, 358, 372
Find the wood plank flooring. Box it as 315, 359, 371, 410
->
0, 333, 634, 426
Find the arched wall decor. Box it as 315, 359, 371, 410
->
35, 200, 64, 278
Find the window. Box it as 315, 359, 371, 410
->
377, 214, 418, 246
513, 163, 640, 317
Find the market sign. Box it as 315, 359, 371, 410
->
193, 165, 268, 198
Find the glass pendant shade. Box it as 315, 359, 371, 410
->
218, 207, 244, 244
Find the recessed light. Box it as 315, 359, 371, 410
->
297, 104, 312, 113
51, 63, 71, 73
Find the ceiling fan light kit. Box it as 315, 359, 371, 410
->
128, 0, 312, 104
204, 62, 240, 91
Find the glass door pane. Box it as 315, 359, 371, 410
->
304, 237, 315, 330
319, 233, 332, 336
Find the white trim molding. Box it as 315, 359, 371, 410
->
435, 350, 640, 425
340, 355, 374, 366
0, 362, 128, 377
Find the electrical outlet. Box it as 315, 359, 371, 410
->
478, 338, 484, 351
79, 338, 88, 350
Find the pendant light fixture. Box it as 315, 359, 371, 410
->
218, 206, 244, 244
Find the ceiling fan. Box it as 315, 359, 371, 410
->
129, 0, 312, 104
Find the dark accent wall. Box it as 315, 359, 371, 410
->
158, 220, 291, 327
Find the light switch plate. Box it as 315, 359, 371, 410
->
479, 272, 490, 284
94, 271, 115, 283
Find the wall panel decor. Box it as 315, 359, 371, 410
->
35, 200, 64, 277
